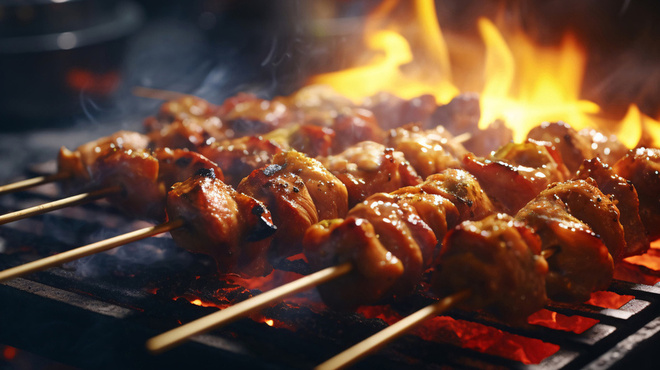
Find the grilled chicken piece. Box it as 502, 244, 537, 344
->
613, 148, 660, 240
432, 213, 548, 323
576, 158, 649, 257
420, 168, 496, 220
87, 148, 223, 220
150, 95, 216, 124
330, 110, 385, 153
517, 180, 616, 302
238, 150, 348, 258
362, 92, 437, 130
167, 169, 277, 277
578, 128, 627, 166
346, 193, 439, 297
147, 116, 225, 151
304, 189, 459, 310
217, 93, 291, 137
304, 170, 486, 310
58, 131, 150, 188
320, 141, 422, 207
527, 121, 594, 173
463, 139, 569, 214
199, 134, 288, 187
386, 124, 466, 178
303, 217, 404, 309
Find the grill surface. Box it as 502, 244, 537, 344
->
1, 172, 660, 369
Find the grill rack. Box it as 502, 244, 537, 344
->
1, 180, 660, 369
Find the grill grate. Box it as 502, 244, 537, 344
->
1, 177, 660, 369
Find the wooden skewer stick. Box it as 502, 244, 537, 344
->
0, 172, 71, 195
0, 186, 122, 226
0, 218, 184, 283
146, 262, 353, 354
453, 132, 472, 144
316, 290, 470, 370
132, 86, 188, 101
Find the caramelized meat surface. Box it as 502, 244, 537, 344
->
527, 121, 593, 173
58, 131, 150, 188
238, 150, 348, 258
167, 170, 277, 276
420, 169, 495, 220
320, 141, 422, 207
577, 158, 649, 257
303, 217, 404, 310
432, 213, 548, 323
386, 124, 466, 178
199, 134, 287, 187
463, 140, 569, 214
613, 148, 660, 240
516, 181, 615, 302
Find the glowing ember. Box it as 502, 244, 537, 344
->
356, 305, 558, 364
307, 0, 660, 144
587, 291, 634, 309
2, 345, 17, 361
264, 319, 274, 326
527, 309, 597, 334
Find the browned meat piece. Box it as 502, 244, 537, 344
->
613, 148, 660, 240
147, 117, 225, 151
303, 217, 404, 310
362, 92, 437, 130
167, 170, 277, 277
348, 193, 438, 294
153, 95, 216, 123
463, 119, 514, 157
389, 189, 460, 265
57, 131, 150, 187
238, 150, 348, 257
420, 169, 496, 220
428, 92, 480, 134
272, 151, 348, 220
199, 135, 287, 187
216, 93, 291, 137
153, 148, 224, 191
386, 124, 466, 178
578, 128, 628, 165
576, 158, 649, 258
288, 124, 335, 157
320, 141, 422, 207
331, 110, 385, 153
431, 213, 548, 323
527, 121, 593, 173
517, 182, 614, 302
88, 149, 164, 220
463, 140, 569, 214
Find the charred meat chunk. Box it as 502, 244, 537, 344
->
167, 172, 276, 277
432, 213, 548, 323
463, 139, 569, 214
320, 141, 422, 207
612, 147, 660, 240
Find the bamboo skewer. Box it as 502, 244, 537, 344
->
0, 186, 123, 226
132, 86, 188, 101
146, 262, 353, 354
0, 218, 184, 283
315, 290, 470, 370
0, 172, 71, 196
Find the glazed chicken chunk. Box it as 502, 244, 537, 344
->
167, 169, 277, 277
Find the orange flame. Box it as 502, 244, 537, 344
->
307, 0, 660, 145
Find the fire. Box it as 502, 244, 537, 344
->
307, 0, 660, 144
